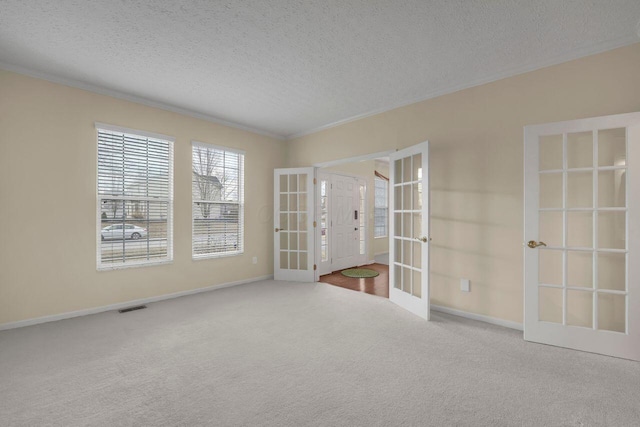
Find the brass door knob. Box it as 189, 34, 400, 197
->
527, 240, 547, 249
275, 228, 285, 232
415, 236, 431, 243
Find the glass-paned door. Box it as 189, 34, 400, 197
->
389, 141, 430, 319
524, 112, 640, 360
274, 168, 315, 281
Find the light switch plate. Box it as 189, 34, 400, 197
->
460, 279, 470, 292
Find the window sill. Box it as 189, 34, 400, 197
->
97, 259, 173, 271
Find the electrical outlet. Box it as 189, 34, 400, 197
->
460, 279, 470, 292
252, 256, 258, 264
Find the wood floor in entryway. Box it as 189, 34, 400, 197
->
319, 263, 389, 298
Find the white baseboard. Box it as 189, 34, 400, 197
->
431, 304, 523, 331
0, 275, 273, 331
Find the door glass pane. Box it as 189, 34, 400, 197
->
299, 213, 307, 231
539, 134, 563, 170
289, 232, 298, 251
567, 131, 593, 168
289, 252, 298, 269
299, 232, 307, 251
412, 154, 422, 180
567, 172, 593, 208
540, 173, 562, 208
598, 293, 625, 333
403, 240, 411, 266
394, 213, 401, 236
539, 211, 563, 247
598, 170, 625, 208
279, 174, 288, 192
394, 265, 402, 289
567, 290, 593, 328
280, 251, 288, 269
402, 267, 411, 293
280, 232, 288, 250
567, 251, 593, 288
412, 182, 422, 209
402, 213, 412, 238
394, 159, 402, 183
289, 213, 298, 231
412, 270, 422, 297
412, 242, 421, 268
567, 212, 592, 248
403, 157, 411, 183
299, 252, 308, 270
299, 193, 307, 211
539, 250, 563, 286
394, 238, 401, 264
280, 213, 288, 230
413, 213, 422, 238
289, 194, 298, 211
394, 186, 402, 210
403, 185, 411, 210
597, 252, 625, 291
539, 287, 563, 323
598, 128, 626, 167
289, 174, 298, 192
598, 212, 625, 249
299, 174, 307, 189
280, 193, 288, 211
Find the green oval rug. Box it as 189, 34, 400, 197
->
341, 268, 379, 278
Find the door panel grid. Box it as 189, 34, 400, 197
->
537, 129, 627, 332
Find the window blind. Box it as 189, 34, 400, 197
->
192, 142, 244, 258
97, 126, 173, 268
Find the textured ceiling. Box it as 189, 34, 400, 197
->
1, 1, 639, 139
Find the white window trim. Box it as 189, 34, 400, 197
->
191, 141, 245, 260
96, 124, 174, 270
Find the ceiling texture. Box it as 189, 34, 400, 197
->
1, 1, 639, 139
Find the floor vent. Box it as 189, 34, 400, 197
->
118, 305, 147, 313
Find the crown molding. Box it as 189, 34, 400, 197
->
286, 36, 640, 140
0, 61, 286, 141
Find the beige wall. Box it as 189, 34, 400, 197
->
287, 43, 640, 324
0, 70, 286, 325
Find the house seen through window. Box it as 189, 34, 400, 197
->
192, 142, 245, 258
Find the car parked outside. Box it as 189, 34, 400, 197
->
101, 224, 148, 241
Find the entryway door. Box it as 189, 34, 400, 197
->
389, 141, 431, 319
524, 112, 640, 361
274, 168, 316, 282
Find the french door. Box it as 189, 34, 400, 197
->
274, 168, 316, 281
524, 112, 640, 360
389, 141, 430, 319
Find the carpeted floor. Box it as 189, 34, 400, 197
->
1, 280, 639, 426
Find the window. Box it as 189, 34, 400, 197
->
374, 176, 388, 237
192, 142, 244, 258
97, 124, 173, 269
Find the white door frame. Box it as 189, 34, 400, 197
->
524, 112, 640, 360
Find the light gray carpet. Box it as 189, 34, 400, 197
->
1, 281, 639, 427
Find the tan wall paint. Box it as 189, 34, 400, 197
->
0, 70, 286, 325
287, 43, 640, 324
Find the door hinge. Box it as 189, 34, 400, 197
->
313, 221, 317, 227
313, 178, 317, 184
314, 264, 317, 270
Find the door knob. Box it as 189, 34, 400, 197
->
527, 240, 547, 249
415, 236, 431, 243
275, 228, 285, 232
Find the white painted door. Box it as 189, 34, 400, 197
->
389, 141, 430, 319
524, 112, 640, 360
331, 174, 360, 271
274, 168, 315, 281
